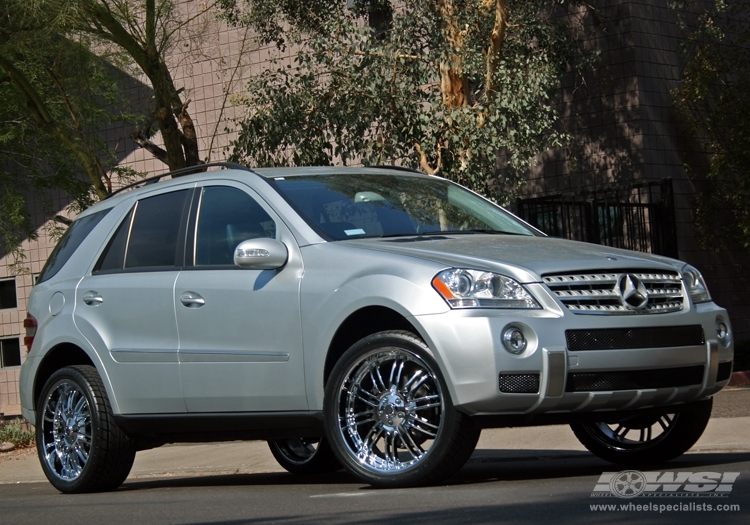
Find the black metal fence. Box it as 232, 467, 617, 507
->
515, 179, 677, 257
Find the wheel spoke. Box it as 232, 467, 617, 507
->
384, 432, 397, 464
658, 414, 673, 431
401, 369, 424, 393
394, 360, 405, 388
409, 395, 441, 410
409, 414, 439, 431
398, 428, 425, 460
73, 394, 87, 415
361, 426, 384, 456
354, 392, 378, 408
388, 359, 399, 388
375, 366, 388, 392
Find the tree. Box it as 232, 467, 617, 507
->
1, 5, 138, 264
1, 1, 217, 260
674, 0, 750, 251
224, 0, 585, 204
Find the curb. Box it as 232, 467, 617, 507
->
729, 370, 750, 386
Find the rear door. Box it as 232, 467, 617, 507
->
74, 187, 194, 414
174, 182, 307, 412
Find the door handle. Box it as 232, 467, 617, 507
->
82, 291, 103, 306
180, 292, 205, 308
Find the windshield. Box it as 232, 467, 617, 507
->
271, 173, 538, 240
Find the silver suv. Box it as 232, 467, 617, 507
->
20, 164, 734, 493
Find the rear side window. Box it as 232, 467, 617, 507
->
95, 189, 191, 271
37, 209, 111, 283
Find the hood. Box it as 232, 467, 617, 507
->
342, 235, 681, 283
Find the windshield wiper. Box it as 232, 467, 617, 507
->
440, 229, 526, 236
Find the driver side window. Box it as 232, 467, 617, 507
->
195, 186, 276, 266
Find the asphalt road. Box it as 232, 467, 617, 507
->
1, 387, 748, 524
0, 451, 747, 525
711, 387, 750, 418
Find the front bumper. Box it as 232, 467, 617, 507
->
413, 299, 733, 418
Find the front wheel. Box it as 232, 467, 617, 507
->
324, 330, 480, 488
570, 398, 713, 465
268, 437, 341, 474
36, 365, 135, 493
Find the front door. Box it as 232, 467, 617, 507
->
174, 183, 307, 412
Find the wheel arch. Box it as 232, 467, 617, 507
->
323, 305, 419, 384
33, 343, 95, 410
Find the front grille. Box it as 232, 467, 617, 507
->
566, 365, 705, 392
499, 373, 540, 394
544, 271, 684, 314
566, 325, 705, 351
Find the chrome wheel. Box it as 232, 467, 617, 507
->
337, 346, 444, 473
275, 437, 319, 461
36, 366, 135, 493
40, 380, 92, 482
325, 331, 479, 487
586, 413, 676, 450
571, 398, 713, 465
268, 437, 341, 474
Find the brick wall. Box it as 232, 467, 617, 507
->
524, 0, 750, 341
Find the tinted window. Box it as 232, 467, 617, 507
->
272, 174, 536, 240
38, 209, 111, 283
125, 190, 191, 269
195, 186, 276, 266
94, 208, 133, 272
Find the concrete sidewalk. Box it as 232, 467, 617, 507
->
1, 415, 748, 486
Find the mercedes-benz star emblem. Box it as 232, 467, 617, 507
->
616, 274, 649, 310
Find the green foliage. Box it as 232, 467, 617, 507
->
0, 419, 35, 448
225, 1, 586, 205
673, 0, 750, 251
0, 1, 148, 260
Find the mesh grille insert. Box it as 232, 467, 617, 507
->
566, 325, 705, 351
566, 365, 705, 392
499, 373, 540, 394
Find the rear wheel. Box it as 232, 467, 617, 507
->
36, 365, 135, 493
570, 398, 713, 465
324, 331, 480, 488
268, 437, 341, 474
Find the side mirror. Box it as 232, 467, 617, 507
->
233, 238, 288, 270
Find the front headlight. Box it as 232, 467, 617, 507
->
432, 269, 541, 309
682, 265, 711, 304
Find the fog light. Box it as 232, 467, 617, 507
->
502, 326, 527, 354
716, 317, 732, 347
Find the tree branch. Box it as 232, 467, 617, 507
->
414, 142, 442, 175
130, 127, 169, 164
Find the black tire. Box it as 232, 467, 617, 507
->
36, 365, 136, 493
570, 398, 713, 465
268, 437, 342, 474
324, 330, 480, 488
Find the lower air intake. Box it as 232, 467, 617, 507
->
566, 365, 705, 392
499, 373, 540, 394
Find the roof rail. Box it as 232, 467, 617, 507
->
368, 165, 423, 174
105, 162, 253, 200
